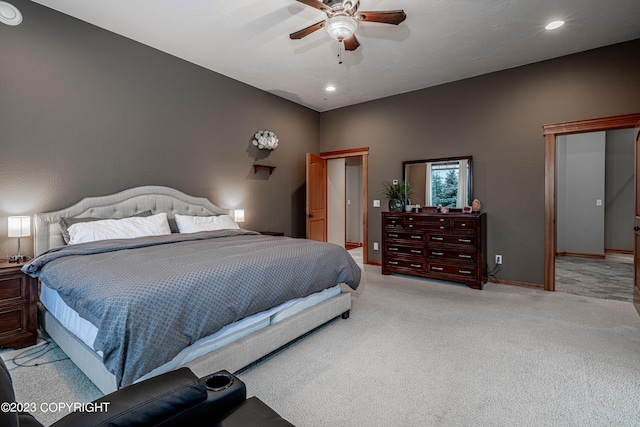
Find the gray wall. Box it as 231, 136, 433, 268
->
0, 0, 319, 258
605, 128, 635, 251
319, 39, 640, 285
556, 132, 606, 256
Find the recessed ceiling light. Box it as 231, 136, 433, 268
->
325, 85, 336, 92
545, 20, 565, 31
0, 1, 23, 26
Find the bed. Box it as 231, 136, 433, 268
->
25, 186, 360, 394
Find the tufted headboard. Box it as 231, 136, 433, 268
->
34, 186, 228, 256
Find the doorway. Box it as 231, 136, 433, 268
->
554, 129, 635, 301
543, 113, 640, 293
321, 148, 369, 264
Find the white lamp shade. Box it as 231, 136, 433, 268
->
8, 216, 30, 237
325, 15, 357, 41
233, 209, 245, 223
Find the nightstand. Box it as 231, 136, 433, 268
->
258, 231, 285, 236
0, 261, 37, 349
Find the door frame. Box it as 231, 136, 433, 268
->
320, 147, 369, 264
543, 113, 640, 291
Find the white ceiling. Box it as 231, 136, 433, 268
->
29, 0, 640, 112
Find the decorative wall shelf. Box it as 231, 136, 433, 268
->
253, 164, 276, 175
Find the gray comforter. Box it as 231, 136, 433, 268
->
23, 230, 360, 388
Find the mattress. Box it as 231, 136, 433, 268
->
40, 281, 341, 382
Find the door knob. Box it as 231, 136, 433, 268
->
635, 226, 640, 232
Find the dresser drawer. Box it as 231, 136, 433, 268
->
429, 233, 476, 247
385, 230, 425, 242
428, 248, 477, 262
384, 215, 403, 227
386, 244, 425, 257
384, 258, 426, 272
428, 262, 477, 278
452, 218, 477, 230
404, 215, 450, 231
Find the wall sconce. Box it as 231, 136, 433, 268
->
232, 209, 245, 223
8, 216, 30, 262
252, 130, 279, 150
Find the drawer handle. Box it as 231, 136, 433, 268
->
410, 250, 421, 254
460, 223, 467, 227
408, 217, 414, 221
432, 267, 444, 271
458, 254, 472, 259
459, 270, 472, 274
388, 233, 399, 237
458, 239, 471, 243
432, 237, 443, 241
439, 218, 445, 222
433, 252, 444, 256
410, 264, 422, 268
411, 235, 422, 239
408, 224, 414, 228
389, 247, 398, 251
388, 261, 399, 265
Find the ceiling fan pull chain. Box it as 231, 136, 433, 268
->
338, 40, 343, 64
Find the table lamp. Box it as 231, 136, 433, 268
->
8, 215, 30, 262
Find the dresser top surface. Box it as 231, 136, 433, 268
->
383, 212, 484, 219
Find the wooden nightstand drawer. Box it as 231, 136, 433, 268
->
0, 273, 29, 305
0, 306, 27, 337
0, 261, 37, 349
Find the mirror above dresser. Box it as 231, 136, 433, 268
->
403, 156, 473, 209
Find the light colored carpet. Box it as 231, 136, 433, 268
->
2, 264, 640, 426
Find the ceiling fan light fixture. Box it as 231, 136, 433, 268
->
325, 15, 357, 41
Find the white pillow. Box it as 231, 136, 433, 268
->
174, 214, 239, 233
68, 212, 171, 244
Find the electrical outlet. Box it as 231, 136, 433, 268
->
373, 242, 379, 251
495, 255, 503, 265
392, 179, 398, 185
373, 200, 380, 207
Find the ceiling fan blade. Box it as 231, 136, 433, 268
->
343, 34, 360, 51
296, 0, 331, 12
289, 20, 327, 40
356, 10, 406, 25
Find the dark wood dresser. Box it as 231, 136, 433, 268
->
0, 261, 38, 349
382, 212, 487, 289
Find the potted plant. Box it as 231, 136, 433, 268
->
382, 181, 412, 212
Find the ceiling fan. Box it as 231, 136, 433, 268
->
289, 0, 406, 51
